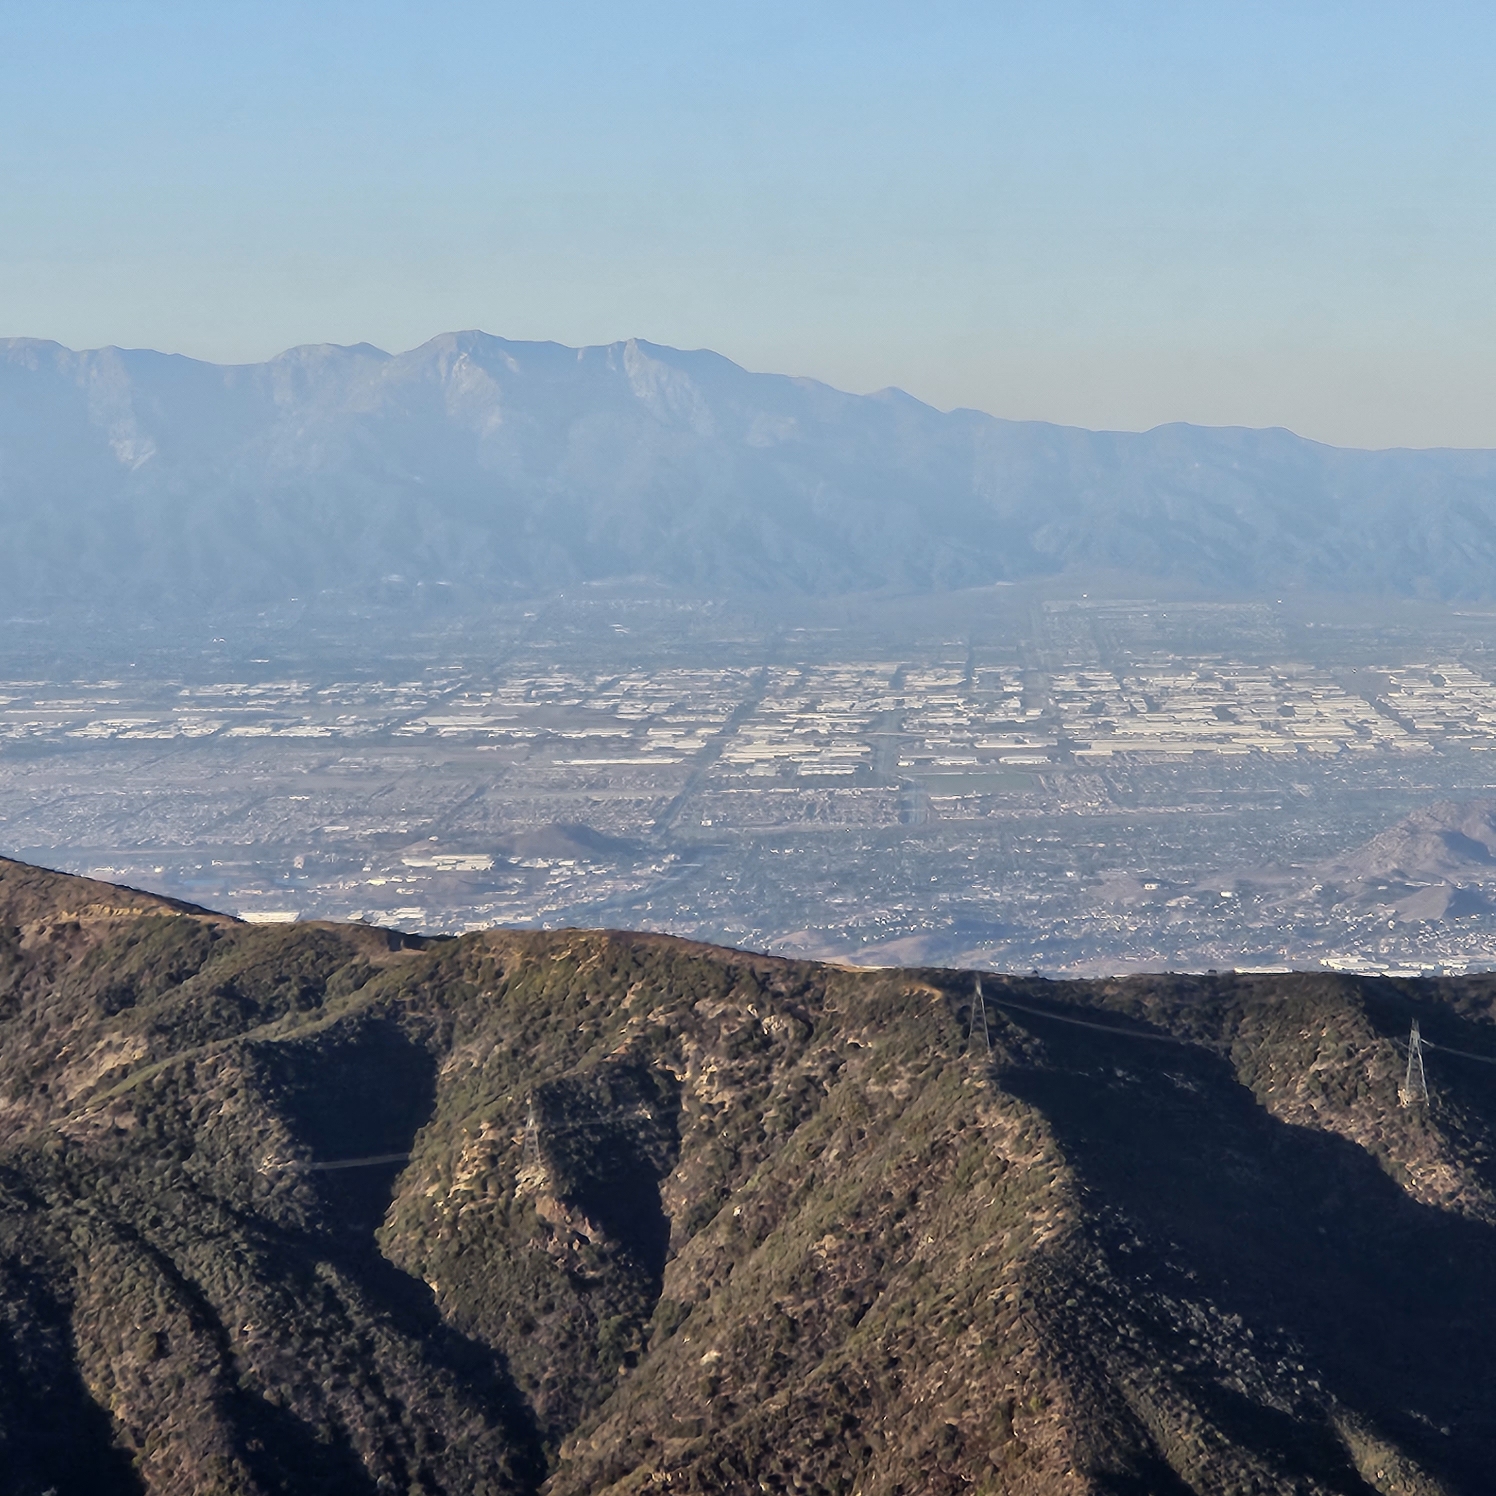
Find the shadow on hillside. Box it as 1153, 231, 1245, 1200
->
246, 1016, 548, 1490
0, 1268, 144, 1496
252, 1013, 438, 1240
535, 1059, 683, 1299
998, 1007, 1496, 1495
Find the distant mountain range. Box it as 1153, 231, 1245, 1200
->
6, 331, 1496, 613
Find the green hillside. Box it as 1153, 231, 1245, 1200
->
1, 855, 1494, 1495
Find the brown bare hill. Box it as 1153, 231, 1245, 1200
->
492, 822, 646, 864
1324, 799, 1496, 884
1311, 800, 1496, 922
2, 859, 1496, 1493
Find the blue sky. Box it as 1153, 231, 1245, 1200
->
3, 2, 1494, 447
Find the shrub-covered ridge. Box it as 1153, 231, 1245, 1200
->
1, 856, 1495, 1494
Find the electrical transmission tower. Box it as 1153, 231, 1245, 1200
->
1399, 1020, 1429, 1108
975, 976, 992, 1057
521, 1099, 542, 1171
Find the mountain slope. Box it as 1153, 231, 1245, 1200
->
6, 332, 1496, 611
1326, 800, 1496, 885
3, 856, 1496, 1492
1302, 800, 1496, 923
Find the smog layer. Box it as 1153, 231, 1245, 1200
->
11, 589, 1496, 976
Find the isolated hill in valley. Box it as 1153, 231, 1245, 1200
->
5, 856, 1496, 1492
6, 332, 1496, 612
492, 822, 646, 864
1312, 799, 1496, 921
1326, 799, 1496, 884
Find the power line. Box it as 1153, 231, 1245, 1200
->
263, 1099, 663, 1178
1420, 1036, 1496, 1067
985, 993, 1198, 1046
266, 1151, 411, 1173
989, 986, 1496, 1079
270, 997, 1485, 1177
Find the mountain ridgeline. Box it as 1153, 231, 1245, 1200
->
6, 332, 1496, 613
4, 858, 1496, 1493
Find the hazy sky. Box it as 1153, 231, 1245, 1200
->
4, 2, 1495, 448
